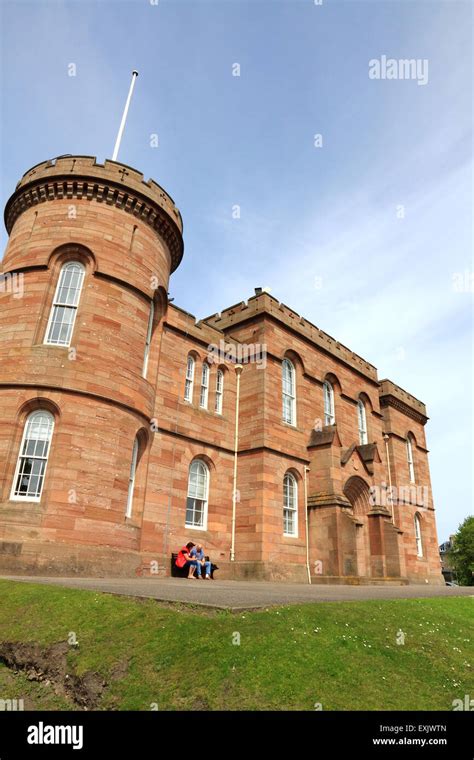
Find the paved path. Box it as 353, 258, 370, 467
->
1, 575, 472, 610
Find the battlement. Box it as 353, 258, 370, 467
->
167, 302, 227, 347
4, 155, 184, 272
379, 378, 427, 421
11, 155, 183, 231
204, 291, 378, 381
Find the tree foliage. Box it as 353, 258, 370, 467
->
448, 516, 474, 586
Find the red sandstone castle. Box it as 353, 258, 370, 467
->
0, 156, 443, 584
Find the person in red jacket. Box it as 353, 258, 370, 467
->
175, 542, 199, 579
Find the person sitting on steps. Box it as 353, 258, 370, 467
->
175, 541, 200, 579
190, 543, 213, 579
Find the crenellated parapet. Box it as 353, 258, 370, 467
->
379, 378, 428, 425
4, 155, 184, 272
204, 291, 378, 381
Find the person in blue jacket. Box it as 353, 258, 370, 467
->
190, 544, 213, 579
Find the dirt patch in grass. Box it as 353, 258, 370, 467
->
0, 640, 129, 710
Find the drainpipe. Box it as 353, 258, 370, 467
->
304, 466, 312, 584
383, 434, 395, 523
230, 364, 243, 562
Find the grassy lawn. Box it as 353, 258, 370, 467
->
0, 580, 472, 711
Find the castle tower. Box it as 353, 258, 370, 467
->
0, 156, 183, 574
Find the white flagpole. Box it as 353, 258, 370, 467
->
112, 70, 139, 162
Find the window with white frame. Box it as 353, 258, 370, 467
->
45, 261, 85, 346
215, 369, 224, 414
125, 436, 139, 519
142, 299, 154, 378
323, 381, 335, 425
283, 472, 298, 537
11, 410, 55, 501
414, 513, 423, 557
184, 355, 195, 402
199, 363, 209, 409
282, 358, 296, 425
407, 436, 415, 483
357, 399, 368, 445
185, 459, 209, 529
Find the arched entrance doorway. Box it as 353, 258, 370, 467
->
343, 475, 371, 579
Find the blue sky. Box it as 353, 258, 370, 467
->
1, 0, 472, 542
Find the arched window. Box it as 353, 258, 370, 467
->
45, 261, 85, 346
142, 299, 154, 378
282, 358, 296, 425
414, 513, 423, 557
406, 435, 415, 483
125, 436, 139, 518
283, 472, 298, 537
323, 381, 335, 425
199, 363, 210, 409
11, 410, 55, 501
357, 399, 368, 445
215, 369, 224, 414
184, 355, 195, 402
186, 459, 209, 529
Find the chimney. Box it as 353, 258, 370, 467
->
254, 287, 263, 296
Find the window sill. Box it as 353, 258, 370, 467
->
181, 401, 227, 419
41, 342, 72, 349
282, 421, 302, 431
9, 496, 42, 503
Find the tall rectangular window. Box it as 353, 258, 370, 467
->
323, 381, 335, 426
414, 514, 423, 557
11, 411, 54, 502
199, 363, 209, 409
45, 262, 85, 347
282, 358, 296, 425
185, 460, 209, 529
283, 473, 298, 537
215, 369, 224, 414
142, 300, 154, 378
125, 437, 139, 519
357, 400, 368, 445
407, 437, 415, 483
184, 356, 195, 402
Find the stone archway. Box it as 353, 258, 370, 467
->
343, 476, 371, 579
343, 475, 371, 515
